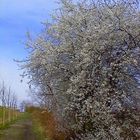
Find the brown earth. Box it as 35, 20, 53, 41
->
0, 120, 36, 140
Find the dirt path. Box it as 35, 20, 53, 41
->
0, 120, 36, 140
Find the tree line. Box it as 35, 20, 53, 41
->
0, 81, 19, 126
21, 0, 140, 139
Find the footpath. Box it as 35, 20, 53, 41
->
0, 119, 36, 140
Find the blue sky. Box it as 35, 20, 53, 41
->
0, 0, 57, 102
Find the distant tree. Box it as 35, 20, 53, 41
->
0, 82, 18, 124
1, 82, 6, 125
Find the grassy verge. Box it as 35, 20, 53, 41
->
0, 119, 17, 130
0, 113, 24, 137
31, 117, 46, 140
0, 113, 24, 130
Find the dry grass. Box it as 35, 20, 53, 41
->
27, 106, 67, 140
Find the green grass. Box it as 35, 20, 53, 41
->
0, 107, 3, 117
0, 112, 22, 138
0, 111, 47, 140
0, 107, 21, 130
0, 119, 16, 130
32, 118, 46, 140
